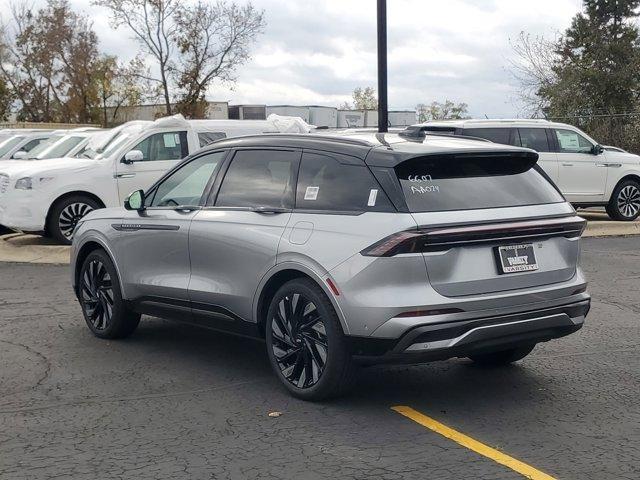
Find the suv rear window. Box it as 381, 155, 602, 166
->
396, 154, 563, 212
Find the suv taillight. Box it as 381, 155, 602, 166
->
361, 216, 586, 257
360, 231, 424, 257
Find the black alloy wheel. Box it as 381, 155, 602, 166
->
265, 278, 355, 400
79, 250, 140, 339
80, 257, 115, 332
270, 293, 328, 389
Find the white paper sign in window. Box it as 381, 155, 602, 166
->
163, 133, 177, 148
557, 131, 579, 150
304, 186, 319, 200
367, 189, 378, 206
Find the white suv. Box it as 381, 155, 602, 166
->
403, 119, 640, 221
0, 115, 311, 244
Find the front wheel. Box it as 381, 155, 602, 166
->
468, 344, 535, 366
265, 278, 355, 401
48, 195, 101, 245
606, 179, 640, 221
78, 249, 140, 339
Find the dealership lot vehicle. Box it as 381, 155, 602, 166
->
0, 115, 311, 244
71, 132, 590, 400
15, 128, 103, 160
403, 119, 640, 221
0, 130, 56, 160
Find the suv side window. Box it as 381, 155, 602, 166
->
129, 131, 188, 161
554, 129, 593, 153
198, 132, 227, 147
215, 149, 299, 209
146, 151, 225, 207
20, 138, 46, 152
461, 128, 517, 146
296, 152, 393, 212
517, 128, 551, 152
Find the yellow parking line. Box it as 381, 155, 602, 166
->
391, 406, 556, 480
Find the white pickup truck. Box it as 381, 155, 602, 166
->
0, 114, 312, 243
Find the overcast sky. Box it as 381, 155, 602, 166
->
25, 0, 584, 117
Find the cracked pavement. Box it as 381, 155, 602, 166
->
0, 237, 639, 479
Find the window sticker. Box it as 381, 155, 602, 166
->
367, 189, 378, 206
304, 186, 319, 200
163, 133, 177, 148
557, 131, 579, 150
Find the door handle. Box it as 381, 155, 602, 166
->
115, 173, 136, 178
251, 206, 289, 214
174, 206, 199, 213
561, 163, 573, 167
595, 163, 608, 167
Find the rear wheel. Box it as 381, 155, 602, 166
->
606, 179, 640, 221
265, 278, 355, 401
79, 249, 140, 339
468, 344, 535, 366
48, 195, 101, 245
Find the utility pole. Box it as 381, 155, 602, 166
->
377, 0, 388, 133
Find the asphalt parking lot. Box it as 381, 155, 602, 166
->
1, 237, 639, 480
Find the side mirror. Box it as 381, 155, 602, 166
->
592, 144, 604, 155
124, 189, 145, 211
122, 150, 144, 164
12, 151, 27, 159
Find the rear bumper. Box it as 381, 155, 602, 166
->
349, 298, 590, 365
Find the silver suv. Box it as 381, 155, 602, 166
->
71, 133, 590, 400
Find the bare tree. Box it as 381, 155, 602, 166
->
173, 1, 265, 118
508, 31, 558, 117
94, 0, 180, 115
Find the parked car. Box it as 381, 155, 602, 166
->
0, 130, 56, 159
70, 132, 590, 400
0, 114, 312, 244
17, 128, 103, 160
402, 119, 640, 221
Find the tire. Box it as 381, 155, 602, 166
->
468, 344, 535, 366
48, 195, 101, 245
606, 179, 640, 221
265, 278, 355, 401
78, 249, 140, 339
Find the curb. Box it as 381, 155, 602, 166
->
0, 234, 70, 265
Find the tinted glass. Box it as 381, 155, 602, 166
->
462, 128, 513, 145
0, 136, 26, 157
518, 128, 550, 152
148, 151, 225, 207
129, 131, 188, 161
396, 155, 564, 212
216, 150, 299, 209
198, 132, 227, 148
34, 135, 85, 159
296, 152, 393, 212
554, 129, 593, 153
20, 138, 46, 152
